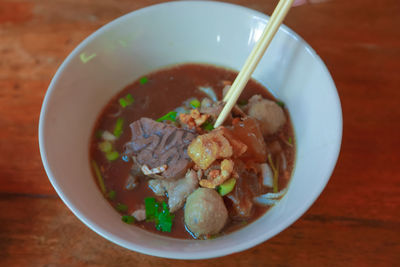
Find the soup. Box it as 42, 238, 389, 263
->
90, 64, 295, 239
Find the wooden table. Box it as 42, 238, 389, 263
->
1, 0, 399, 265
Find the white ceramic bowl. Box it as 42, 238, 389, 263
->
39, 1, 342, 259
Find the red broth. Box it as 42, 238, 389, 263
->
90, 64, 295, 239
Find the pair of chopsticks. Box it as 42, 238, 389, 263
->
214, 0, 295, 128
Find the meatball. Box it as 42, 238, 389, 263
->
247, 95, 286, 136
184, 188, 228, 237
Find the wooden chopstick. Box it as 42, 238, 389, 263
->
222, 0, 287, 103
214, 0, 295, 128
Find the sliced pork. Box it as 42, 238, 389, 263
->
125, 118, 197, 180
148, 170, 199, 212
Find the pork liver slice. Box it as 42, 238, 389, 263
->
126, 118, 197, 180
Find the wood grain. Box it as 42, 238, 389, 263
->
1, 0, 399, 266
1, 196, 398, 266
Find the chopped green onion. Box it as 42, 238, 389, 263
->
106, 150, 119, 161
217, 178, 236, 196
113, 118, 124, 138
108, 190, 116, 200
119, 98, 127, 108
202, 121, 214, 131
139, 77, 148, 85
237, 99, 248, 106
116, 203, 128, 212
277, 101, 285, 108
267, 154, 279, 193
190, 99, 201, 109
99, 136, 119, 161
156, 111, 177, 122
98, 140, 112, 153
91, 160, 106, 194
288, 137, 293, 145
119, 93, 134, 108
122, 215, 135, 224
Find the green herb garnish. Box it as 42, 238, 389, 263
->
156, 211, 174, 232
156, 111, 178, 122
116, 203, 128, 212
202, 121, 214, 131
217, 178, 236, 196
119, 98, 127, 108
113, 118, 124, 138
288, 137, 293, 145
91, 160, 106, 194
121, 215, 135, 224
277, 101, 285, 107
145, 197, 157, 220
108, 190, 116, 200
139, 77, 149, 85
144, 197, 174, 232
190, 99, 201, 109
106, 150, 119, 161
119, 93, 135, 108
98, 140, 112, 153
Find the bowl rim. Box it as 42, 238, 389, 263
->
39, 0, 343, 259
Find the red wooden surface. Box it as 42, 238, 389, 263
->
1, 0, 399, 266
